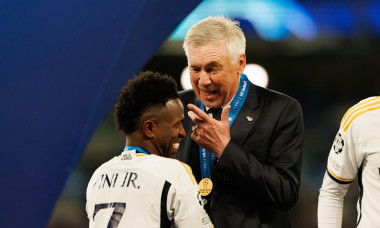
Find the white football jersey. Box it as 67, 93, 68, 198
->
318, 96, 380, 227
86, 149, 213, 228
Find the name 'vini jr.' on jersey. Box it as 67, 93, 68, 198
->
92, 172, 140, 189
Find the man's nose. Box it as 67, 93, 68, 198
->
198, 71, 211, 86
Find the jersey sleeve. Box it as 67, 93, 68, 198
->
167, 162, 214, 228
325, 127, 361, 184
318, 105, 365, 227
318, 171, 350, 228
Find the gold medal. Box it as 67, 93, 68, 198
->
199, 178, 213, 196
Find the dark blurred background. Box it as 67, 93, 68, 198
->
47, 0, 379, 227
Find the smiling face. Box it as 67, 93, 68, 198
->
187, 43, 246, 108
154, 98, 186, 158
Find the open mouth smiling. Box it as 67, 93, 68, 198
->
201, 90, 217, 100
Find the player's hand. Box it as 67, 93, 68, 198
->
187, 104, 231, 158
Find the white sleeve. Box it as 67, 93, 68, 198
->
318, 172, 350, 228
325, 128, 360, 184
167, 163, 213, 228
318, 122, 362, 227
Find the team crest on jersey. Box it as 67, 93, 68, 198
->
333, 133, 344, 154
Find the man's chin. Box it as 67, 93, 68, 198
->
201, 99, 221, 109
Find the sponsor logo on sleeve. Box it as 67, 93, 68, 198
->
201, 216, 211, 226
329, 155, 342, 172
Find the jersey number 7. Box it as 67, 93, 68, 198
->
93, 202, 126, 228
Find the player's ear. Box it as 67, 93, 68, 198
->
142, 120, 156, 139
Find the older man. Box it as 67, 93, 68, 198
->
176, 16, 304, 227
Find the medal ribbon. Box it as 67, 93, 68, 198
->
197, 74, 250, 178
123, 146, 151, 155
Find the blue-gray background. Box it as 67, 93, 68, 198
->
1, 0, 379, 227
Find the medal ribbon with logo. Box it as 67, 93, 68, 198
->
197, 74, 250, 196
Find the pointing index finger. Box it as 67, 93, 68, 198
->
187, 104, 211, 121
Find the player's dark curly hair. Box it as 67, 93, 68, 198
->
114, 71, 179, 135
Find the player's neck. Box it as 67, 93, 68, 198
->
125, 135, 157, 156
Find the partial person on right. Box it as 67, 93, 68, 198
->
318, 96, 380, 227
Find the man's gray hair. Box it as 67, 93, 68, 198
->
183, 16, 246, 64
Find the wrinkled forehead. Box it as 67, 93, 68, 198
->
186, 43, 231, 65
187, 41, 227, 53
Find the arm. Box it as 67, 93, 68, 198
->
317, 124, 360, 227
318, 172, 350, 228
